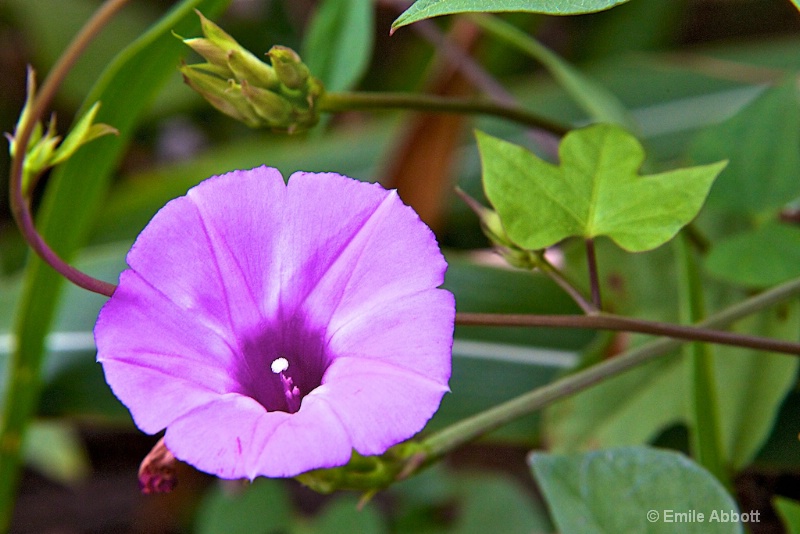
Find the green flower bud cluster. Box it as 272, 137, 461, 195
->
6, 68, 117, 195
180, 11, 323, 133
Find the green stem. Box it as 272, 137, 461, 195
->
676, 235, 729, 488
318, 91, 570, 136
0, 0, 129, 530
423, 275, 800, 464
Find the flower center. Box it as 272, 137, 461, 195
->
271, 357, 302, 413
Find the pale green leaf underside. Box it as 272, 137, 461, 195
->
530, 447, 743, 534
479, 124, 726, 252
392, 0, 632, 30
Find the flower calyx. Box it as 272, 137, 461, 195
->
295, 441, 428, 499
179, 11, 323, 133
455, 187, 542, 270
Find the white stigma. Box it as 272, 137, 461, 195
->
271, 357, 289, 374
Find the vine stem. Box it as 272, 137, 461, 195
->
318, 91, 570, 136
455, 311, 800, 356
424, 275, 800, 463
7, 0, 128, 298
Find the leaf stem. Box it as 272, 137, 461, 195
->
424, 275, 800, 464
534, 252, 598, 314
8, 0, 127, 298
318, 91, 570, 136
585, 238, 602, 310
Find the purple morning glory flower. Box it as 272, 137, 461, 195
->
94, 166, 454, 479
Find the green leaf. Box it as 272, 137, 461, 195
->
478, 125, 726, 252
530, 447, 744, 534
691, 79, 800, 215
22, 420, 90, 485
392, 0, 632, 32
676, 235, 727, 485
775, 497, 800, 534
715, 303, 800, 469
543, 303, 799, 470
196, 479, 293, 534
0, 0, 231, 526
50, 102, 117, 166
301, 497, 386, 534
543, 352, 687, 451
705, 222, 800, 288
302, 0, 373, 92
472, 14, 633, 128
450, 473, 552, 534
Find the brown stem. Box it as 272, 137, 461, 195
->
455, 311, 800, 356
585, 238, 602, 310
8, 0, 129, 298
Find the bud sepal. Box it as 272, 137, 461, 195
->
180, 12, 324, 133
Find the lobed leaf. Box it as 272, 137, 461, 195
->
479, 124, 726, 252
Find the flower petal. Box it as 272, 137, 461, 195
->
312, 357, 450, 455
278, 172, 447, 323
166, 393, 353, 479
126, 166, 286, 341
326, 289, 454, 383
96, 270, 242, 433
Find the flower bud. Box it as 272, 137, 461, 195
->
455, 188, 540, 270
241, 80, 293, 125
7, 68, 116, 195
180, 64, 263, 128
268, 45, 310, 91
138, 438, 178, 494
180, 12, 323, 133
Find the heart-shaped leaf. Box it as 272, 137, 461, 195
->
479, 124, 726, 252
530, 446, 744, 534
